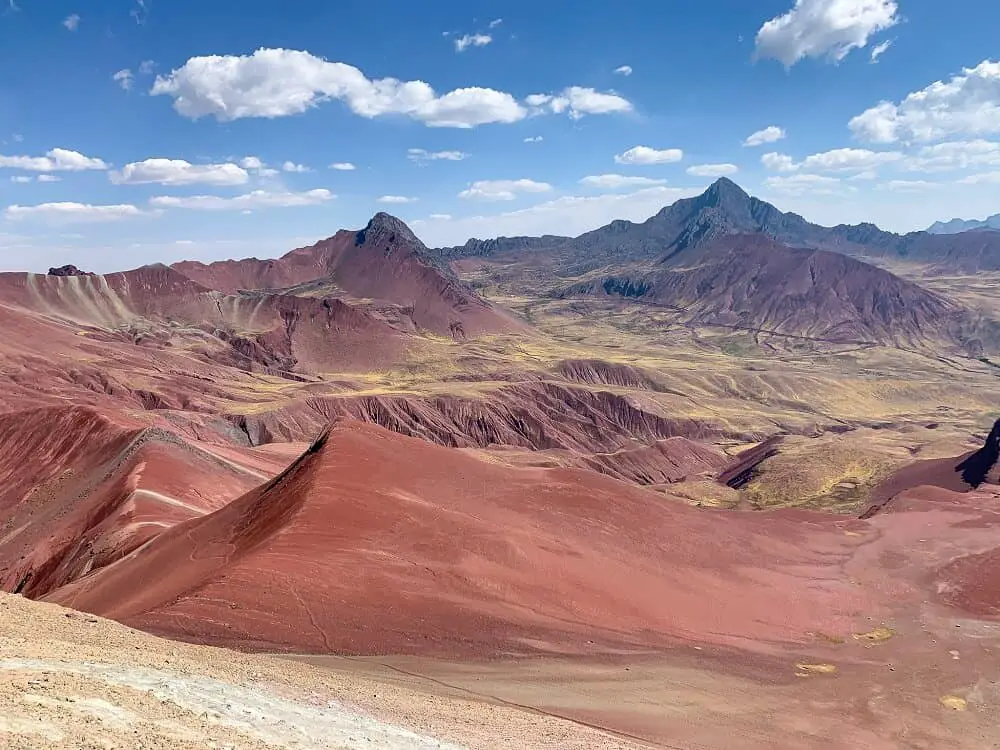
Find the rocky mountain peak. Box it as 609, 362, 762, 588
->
355, 212, 425, 252
699, 177, 751, 210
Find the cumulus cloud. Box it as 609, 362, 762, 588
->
614, 145, 683, 165
614, 65, 633, 76
150, 49, 633, 129
113, 69, 134, 91
149, 188, 334, 211
760, 147, 902, 174
743, 126, 786, 147
760, 152, 798, 172
755, 0, 898, 67
139, 60, 157, 75
282, 160, 310, 173
762, 173, 844, 194
63, 14, 79, 31
878, 179, 941, 191
407, 148, 467, 164
4, 202, 143, 222
428, 213, 453, 220
109, 158, 249, 186
9, 175, 32, 183
904, 140, 1000, 172
579, 174, 667, 190
0, 148, 108, 172
454, 33, 491, 52
801, 147, 903, 171
412, 185, 702, 246
458, 178, 552, 201
850, 60, 1000, 143
958, 171, 1000, 185
150, 48, 526, 128
686, 163, 739, 177
329, 162, 356, 170
524, 135, 543, 143
376, 195, 418, 204
870, 40, 892, 63
527, 87, 633, 119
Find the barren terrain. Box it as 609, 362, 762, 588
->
4, 190, 1000, 747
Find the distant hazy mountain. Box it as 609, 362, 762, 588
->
927, 215, 1000, 235
437, 178, 1000, 273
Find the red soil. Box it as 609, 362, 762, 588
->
46, 420, 879, 656
0, 406, 295, 599
172, 213, 522, 338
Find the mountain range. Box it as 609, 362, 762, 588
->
440, 178, 1000, 274
927, 214, 1000, 235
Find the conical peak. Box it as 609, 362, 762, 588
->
701, 177, 750, 206
356, 212, 424, 250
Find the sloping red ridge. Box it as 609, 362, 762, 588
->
0, 405, 287, 598
862, 418, 1000, 518
47, 419, 875, 656
172, 213, 521, 337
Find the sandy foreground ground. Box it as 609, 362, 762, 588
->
0, 592, 643, 750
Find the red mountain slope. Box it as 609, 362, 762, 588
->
47, 419, 878, 656
173, 213, 521, 338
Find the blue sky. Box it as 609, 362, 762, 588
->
1, 0, 999, 272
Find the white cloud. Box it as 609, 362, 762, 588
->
0, 148, 108, 172
761, 152, 798, 172
454, 33, 492, 52
763, 174, 843, 194
329, 162, 356, 171
528, 87, 633, 119
10, 175, 32, 183
63, 13, 80, 31
38, 174, 61, 182
801, 147, 903, 171
428, 213, 452, 220
849, 170, 879, 180
524, 135, 543, 143
130, 0, 148, 25
614, 145, 683, 165
760, 147, 902, 174
113, 68, 134, 91
957, 171, 1000, 185
412, 185, 701, 246
282, 160, 310, 173
579, 174, 667, 190
4, 202, 143, 222
686, 163, 739, 177
150, 48, 526, 128
850, 60, 1000, 143
407, 148, 467, 164
488, 18, 502, 28
110, 158, 249, 186
149, 188, 334, 211
904, 140, 1000, 172
458, 178, 552, 201
614, 65, 633, 76
139, 60, 156, 75
743, 126, 786, 147
376, 195, 418, 204
239, 156, 264, 169
755, 0, 898, 67
878, 179, 941, 191
870, 40, 892, 63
